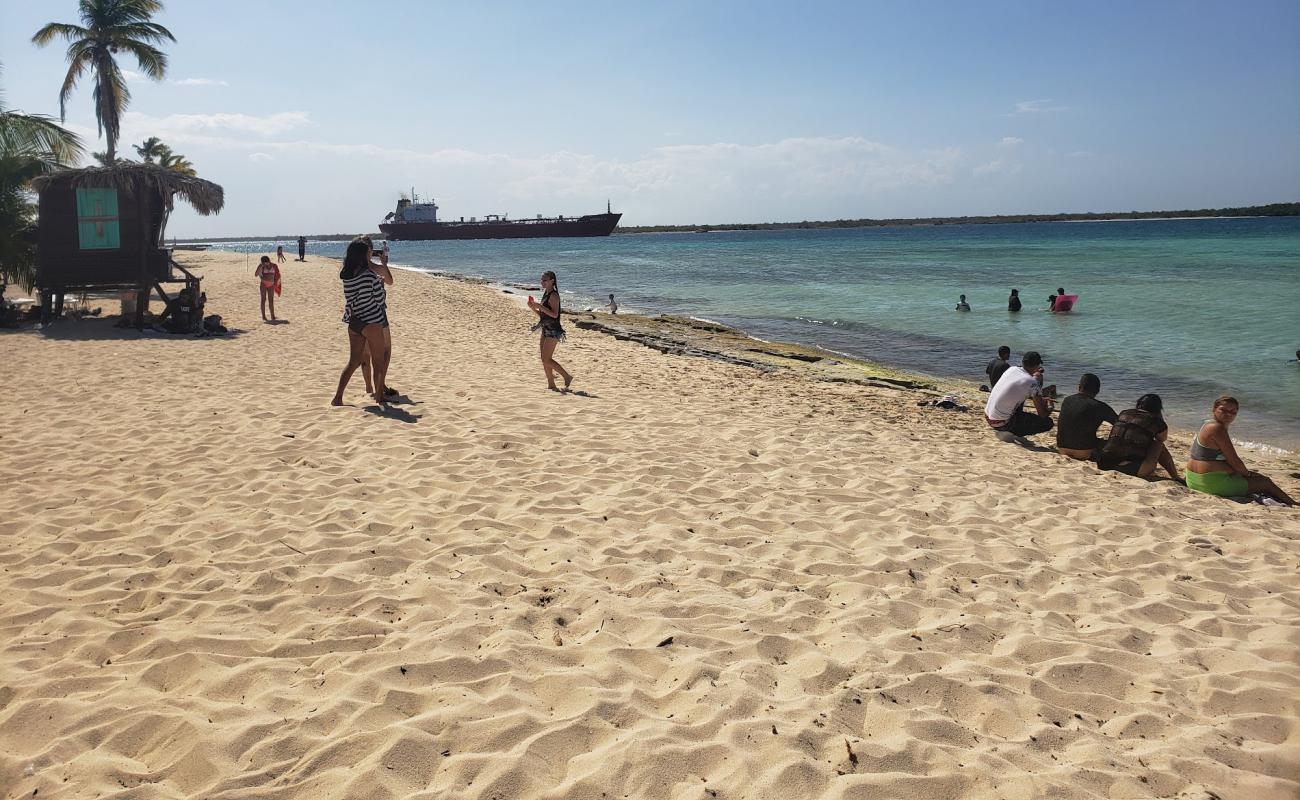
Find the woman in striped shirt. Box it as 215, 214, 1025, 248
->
332, 238, 394, 405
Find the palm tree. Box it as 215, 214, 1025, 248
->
0, 66, 84, 291
32, 0, 175, 163
133, 135, 166, 163
161, 151, 196, 177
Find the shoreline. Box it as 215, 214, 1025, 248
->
393, 262, 1298, 457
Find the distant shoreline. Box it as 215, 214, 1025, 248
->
173, 202, 1298, 242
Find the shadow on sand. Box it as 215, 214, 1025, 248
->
0, 315, 246, 342
363, 404, 421, 423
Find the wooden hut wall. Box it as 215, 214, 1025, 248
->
37, 185, 167, 290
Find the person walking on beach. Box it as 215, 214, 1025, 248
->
1008, 288, 1021, 312
1185, 396, 1295, 504
955, 294, 971, 312
254, 255, 281, 321
276, 245, 286, 264
528, 270, 572, 392
333, 239, 393, 406
984, 350, 1053, 437
985, 345, 1011, 388
297, 235, 307, 262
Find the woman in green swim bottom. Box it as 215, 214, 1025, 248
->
1185, 396, 1295, 505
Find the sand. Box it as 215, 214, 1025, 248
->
1, 250, 1297, 800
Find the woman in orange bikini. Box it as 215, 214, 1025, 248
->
254, 255, 280, 321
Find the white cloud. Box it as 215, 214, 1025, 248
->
123, 111, 312, 137
108, 126, 963, 200
170, 77, 230, 87
973, 158, 1022, 177
1013, 99, 1069, 114
999, 136, 1024, 147
248, 152, 273, 162
121, 69, 146, 82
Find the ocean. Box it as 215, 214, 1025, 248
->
213, 217, 1300, 450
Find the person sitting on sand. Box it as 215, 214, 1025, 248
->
1056, 373, 1117, 461
1008, 288, 1021, 312
528, 270, 572, 392
1185, 396, 1295, 504
608, 293, 618, 314
984, 350, 1053, 437
985, 345, 1012, 388
254, 255, 280, 321
1096, 394, 1181, 480
333, 238, 393, 406
955, 294, 971, 312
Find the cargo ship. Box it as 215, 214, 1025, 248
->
379, 192, 621, 240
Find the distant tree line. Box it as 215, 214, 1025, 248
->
615, 203, 1300, 234
173, 203, 1300, 243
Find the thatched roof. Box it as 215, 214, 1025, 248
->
31, 162, 224, 215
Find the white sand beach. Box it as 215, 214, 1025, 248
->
1, 250, 1298, 799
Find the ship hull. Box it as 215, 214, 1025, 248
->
380, 212, 621, 241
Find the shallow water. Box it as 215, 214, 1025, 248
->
213, 217, 1300, 449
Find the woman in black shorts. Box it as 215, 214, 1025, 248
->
528, 270, 572, 391
332, 238, 393, 405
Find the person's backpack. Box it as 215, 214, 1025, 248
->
1100, 410, 1159, 465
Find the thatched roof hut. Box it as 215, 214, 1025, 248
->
32, 161, 224, 233
31, 163, 223, 305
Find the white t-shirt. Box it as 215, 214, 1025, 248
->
984, 365, 1040, 421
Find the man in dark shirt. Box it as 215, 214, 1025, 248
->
297, 235, 307, 261
1056, 373, 1117, 460
985, 345, 1011, 388
1008, 289, 1021, 312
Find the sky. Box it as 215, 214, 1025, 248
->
3, 0, 1298, 237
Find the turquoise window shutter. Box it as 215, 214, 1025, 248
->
76, 188, 121, 249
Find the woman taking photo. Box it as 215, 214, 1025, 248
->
332, 238, 393, 406
1186, 396, 1294, 505
528, 270, 572, 391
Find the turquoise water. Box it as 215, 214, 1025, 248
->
216, 217, 1300, 449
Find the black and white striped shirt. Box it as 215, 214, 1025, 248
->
342, 268, 387, 325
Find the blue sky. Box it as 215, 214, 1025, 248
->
3, 0, 1298, 236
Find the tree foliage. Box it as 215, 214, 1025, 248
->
32, 0, 175, 162
0, 65, 84, 291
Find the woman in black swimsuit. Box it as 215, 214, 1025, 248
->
332, 239, 393, 406
528, 270, 572, 391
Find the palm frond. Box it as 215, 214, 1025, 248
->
116, 40, 169, 79
109, 21, 176, 46
0, 110, 85, 164
57, 48, 94, 122
31, 22, 89, 46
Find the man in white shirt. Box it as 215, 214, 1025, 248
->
984, 350, 1053, 437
